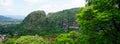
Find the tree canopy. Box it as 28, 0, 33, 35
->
76, 0, 120, 44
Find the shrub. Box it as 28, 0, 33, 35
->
53, 31, 79, 44
4, 38, 16, 44
14, 35, 49, 44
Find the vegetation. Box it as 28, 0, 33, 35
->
14, 36, 49, 44
2, 36, 49, 44
15, 8, 80, 36
76, 0, 120, 44
0, 0, 120, 44
53, 31, 80, 44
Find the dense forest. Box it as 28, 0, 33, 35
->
0, 0, 120, 44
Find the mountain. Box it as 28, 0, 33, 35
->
47, 8, 80, 32
0, 15, 23, 21
17, 8, 80, 36
0, 15, 22, 26
0, 15, 13, 21
20, 10, 46, 31
22, 10, 46, 25
0, 15, 12, 19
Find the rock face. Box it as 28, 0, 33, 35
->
47, 8, 80, 32
21, 10, 46, 30
17, 8, 80, 35
22, 8, 80, 31
23, 10, 46, 25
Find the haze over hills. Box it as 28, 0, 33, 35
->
0, 15, 22, 25
0, 15, 25, 20
0, 15, 15, 21
0, 15, 24, 20
0, 15, 13, 21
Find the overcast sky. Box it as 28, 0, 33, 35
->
0, 0, 85, 19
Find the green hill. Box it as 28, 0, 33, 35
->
16, 8, 80, 36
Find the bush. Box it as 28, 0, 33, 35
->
0, 42, 3, 44
53, 31, 80, 44
14, 35, 49, 44
4, 38, 16, 44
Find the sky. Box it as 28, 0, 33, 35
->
0, 0, 85, 19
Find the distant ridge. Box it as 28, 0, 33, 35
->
0, 15, 11, 19
0, 15, 13, 21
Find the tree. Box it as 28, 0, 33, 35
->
76, 0, 120, 44
53, 31, 80, 44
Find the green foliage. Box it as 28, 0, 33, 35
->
1, 0, 120, 44
16, 10, 46, 36
15, 8, 80, 36
47, 8, 80, 32
4, 38, 16, 44
76, 0, 120, 44
14, 35, 49, 44
53, 31, 80, 44
22, 10, 46, 29
0, 42, 3, 44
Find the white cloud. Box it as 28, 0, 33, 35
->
0, 0, 15, 16
0, 0, 13, 13
0, 0, 13, 7
0, 0, 86, 19
37, 0, 85, 13
0, 0, 14, 16
71, 0, 85, 6
24, 0, 48, 5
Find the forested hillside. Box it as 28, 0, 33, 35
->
16, 8, 80, 36
0, 15, 22, 36
0, 0, 120, 44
